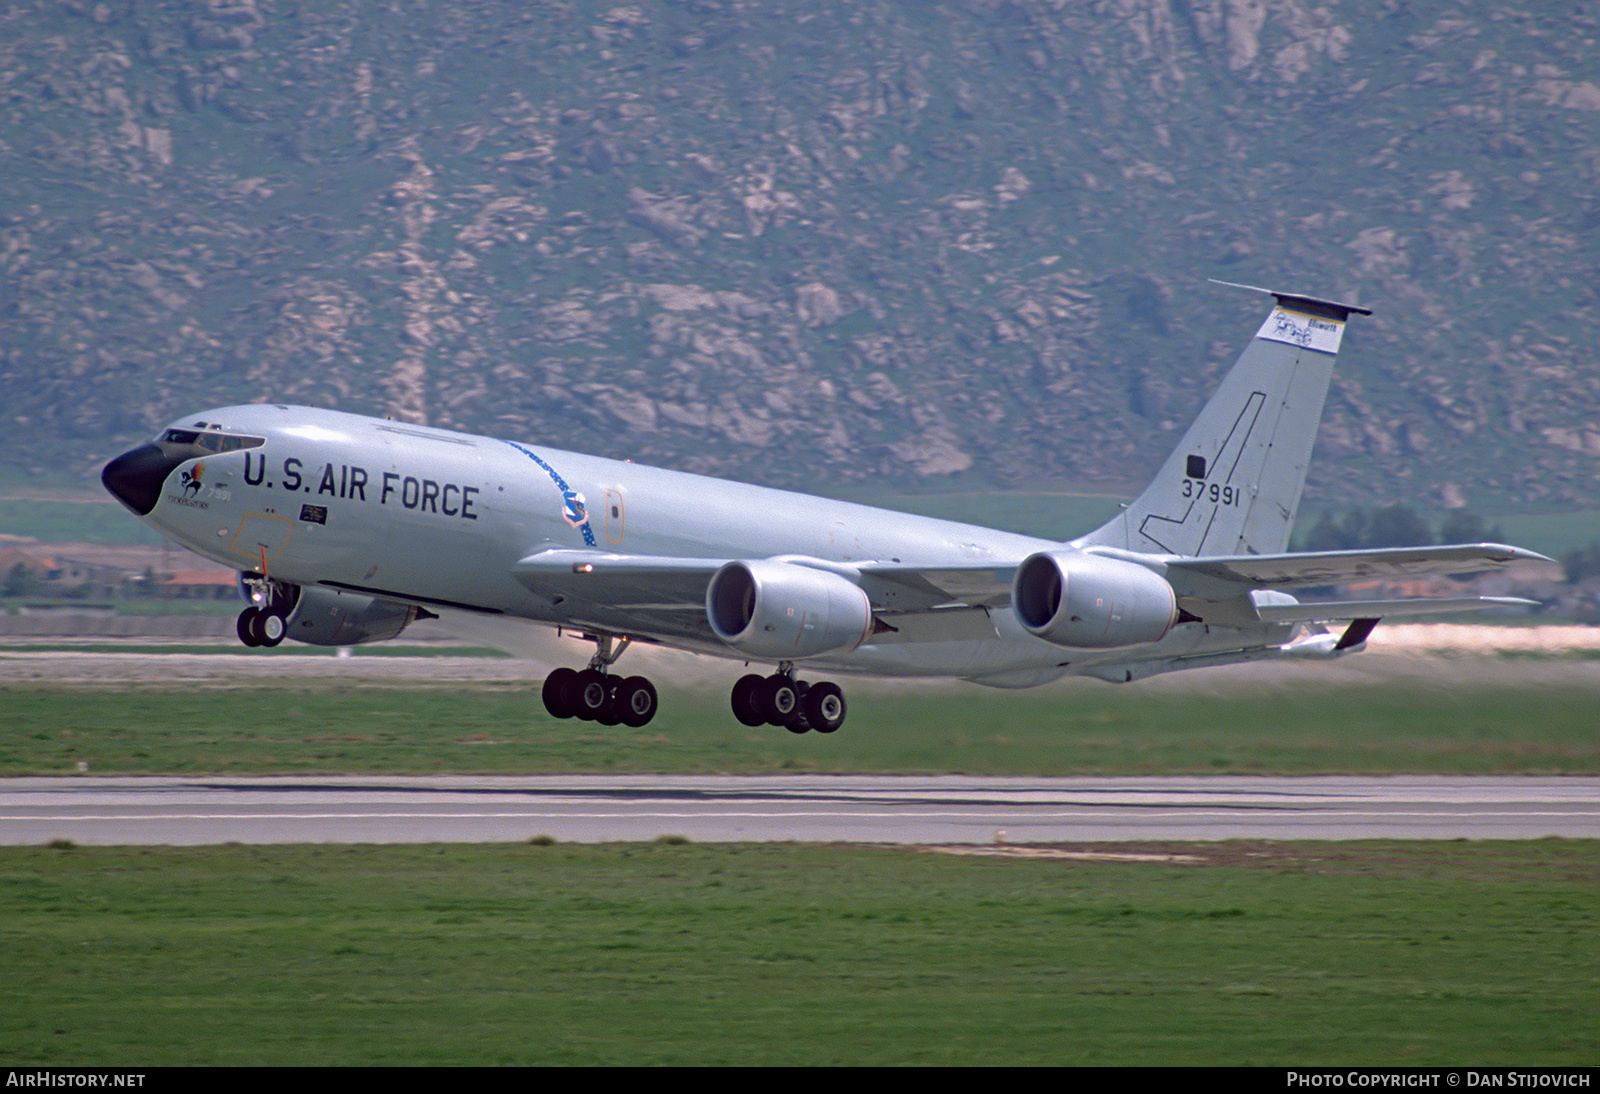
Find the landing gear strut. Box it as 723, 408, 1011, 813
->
541, 634, 660, 728
236, 577, 295, 648
730, 664, 847, 734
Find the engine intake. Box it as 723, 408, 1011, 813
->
1013, 551, 1176, 649
706, 559, 873, 660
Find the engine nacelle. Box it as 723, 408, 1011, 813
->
706, 559, 873, 660
283, 586, 420, 646
1012, 550, 1177, 649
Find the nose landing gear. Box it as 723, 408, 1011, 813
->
236, 606, 286, 647
236, 577, 296, 648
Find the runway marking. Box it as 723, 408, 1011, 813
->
9, 810, 1595, 823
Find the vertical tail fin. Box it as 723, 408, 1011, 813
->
1080, 282, 1371, 558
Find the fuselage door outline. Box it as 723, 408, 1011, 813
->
604, 486, 625, 544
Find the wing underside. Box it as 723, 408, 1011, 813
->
1162, 542, 1547, 591
510, 551, 725, 644
1155, 542, 1548, 629
508, 542, 1545, 659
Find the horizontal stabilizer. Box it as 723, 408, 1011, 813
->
1253, 595, 1537, 624
1207, 279, 1373, 322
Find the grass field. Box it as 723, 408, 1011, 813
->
1, 839, 1593, 1065
2, 678, 1598, 777
2, 656, 1595, 1065
0, 497, 165, 547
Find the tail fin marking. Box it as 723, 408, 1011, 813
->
1136, 391, 1267, 555
1081, 284, 1370, 559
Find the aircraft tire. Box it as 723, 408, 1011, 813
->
804, 682, 846, 733
593, 682, 622, 727
236, 608, 262, 648
565, 669, 610, 721
784, 703, 812, 734
616, 676, 658, 728
542, 668, 577, 719
730, 674, 767, 727
761, 674, 799, 727
259, 612, 286, 647
245, 608, 272, 647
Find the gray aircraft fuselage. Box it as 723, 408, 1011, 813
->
131, 403, 1137, 683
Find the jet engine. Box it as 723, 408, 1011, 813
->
1012, 550, 1176, 649
282, 586, 421, 646
706, 559, 873, 660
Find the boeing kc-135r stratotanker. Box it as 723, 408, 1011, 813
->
102, 283, 1546, 733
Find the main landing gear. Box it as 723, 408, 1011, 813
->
539, 643, 848, 734
730, 664, 847, 734
541, 634, 660, 728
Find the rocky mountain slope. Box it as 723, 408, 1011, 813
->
4, 0, 1599, 509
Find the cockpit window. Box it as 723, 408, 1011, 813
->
161, 428, 265, 451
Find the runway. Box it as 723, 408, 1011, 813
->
2, 774, 1595, 845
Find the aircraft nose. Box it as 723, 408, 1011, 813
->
102, 443, 186, 516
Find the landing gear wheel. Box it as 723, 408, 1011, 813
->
593, 677, 623, 726
542, 667, 578, 719
784, 706, 812, 734
246, 609, 271, 647
731, 674, 767, 727
761, 674, 799, 727
565, 668, 611, 721
803, 682, 846, 733
784, 680, 814, 733
236, 607, 262, 648
258, 611, 286, 647
615, 676, 658, 728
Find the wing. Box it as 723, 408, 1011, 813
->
511, 549, 1018, 647
512, 550, 727, 644
1251, 596, 1538, 624
511, 542, 1547, 656
852, 561, 1015, 612
1163, 542, 1548, 594
1155, 541, 1549, 634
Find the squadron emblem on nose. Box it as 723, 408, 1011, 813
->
180, 461, 205, 497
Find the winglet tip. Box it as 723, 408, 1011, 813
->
1473, 542, 1557, 565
